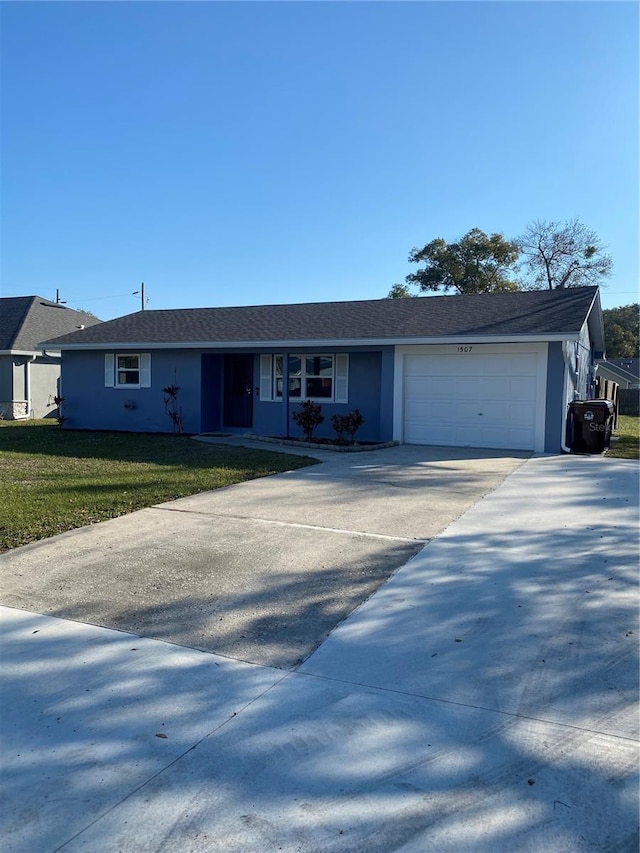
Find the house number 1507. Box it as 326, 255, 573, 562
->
457, 346, 473, 353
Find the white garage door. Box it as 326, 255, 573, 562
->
402, 348, 542, 450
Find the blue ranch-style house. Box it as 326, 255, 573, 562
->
42, 286, 604, 454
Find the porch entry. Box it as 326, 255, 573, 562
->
223, 354, 254, 428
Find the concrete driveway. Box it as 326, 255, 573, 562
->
0, 442, 527, 667
0, 452, 637, 853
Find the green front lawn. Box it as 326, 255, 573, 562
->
608, 415, 640, 460
0, 421, 316, 552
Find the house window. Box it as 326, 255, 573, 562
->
260, 354, 348, 403
275, 354, 335, 400
117, 354, 141, 386
105, 353, 151, 388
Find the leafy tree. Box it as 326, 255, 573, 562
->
517, 218, 612, 290
603, 305, 639, 357
387, 283, 416, 298
389, 228, 520, 297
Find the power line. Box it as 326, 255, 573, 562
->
62, 292, 137, 303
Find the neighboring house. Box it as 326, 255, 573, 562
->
43, 286, 604, 453
0, 296, 101, 419
596, 358, 639, 389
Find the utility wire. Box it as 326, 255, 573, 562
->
62, 293, 137, 303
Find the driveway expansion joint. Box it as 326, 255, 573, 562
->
293, 669, 640, 744
151, 505, 430, 543
50, 669, 293, 853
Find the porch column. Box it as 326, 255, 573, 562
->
282, 351, 290, 437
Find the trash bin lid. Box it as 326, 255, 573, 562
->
570, 399, 615, 414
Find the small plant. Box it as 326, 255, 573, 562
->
331, 409, 365, 444
162, 384, 184, 434
53, 395, 66, 427
292, 400, 324, 442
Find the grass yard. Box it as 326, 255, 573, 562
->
608, 415, 640, 460
0, 420, 316, 552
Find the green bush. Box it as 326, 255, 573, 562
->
331, 409, 365, 444
292, 400, 324, 441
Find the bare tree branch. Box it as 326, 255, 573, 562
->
517, 219, 613, 289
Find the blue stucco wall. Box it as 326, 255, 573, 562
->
60, 341, 575, 451
545, 342, 566, 452
544, 327, 597, 453
252, 349, 392, 442
61, 347, 395, 441
379, 349, 395, 441
61, 350, 203, 433
200, 353, 224, 433
577, 321, 594, 400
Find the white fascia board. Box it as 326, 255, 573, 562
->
53, 333, 580, 351
585, 288, 605, 352
0, 349, 61, 358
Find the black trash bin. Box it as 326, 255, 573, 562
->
568, 400, 615, 454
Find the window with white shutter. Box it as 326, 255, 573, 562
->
259, 354, 273, 401
270, 353, 348, 403
105, 353, 151, 389
140, 353, 151, 388
334, 354, 349, 403
104, 353, 115, 387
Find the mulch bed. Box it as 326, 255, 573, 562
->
248, 435, 400, 453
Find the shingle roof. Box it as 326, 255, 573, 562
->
0, 297, 101, 351
42, 287, 600, 348
607, 358, 639, 379
596, 359, 639, 384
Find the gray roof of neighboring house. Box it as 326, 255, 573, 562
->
606, 358, 639, 379
596, 358, 639, 385
42, 286, 602, 349
0, 296, 101, 352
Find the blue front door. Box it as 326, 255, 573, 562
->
223, 354, 254, 428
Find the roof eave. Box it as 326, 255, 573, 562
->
51, 332, 582, 351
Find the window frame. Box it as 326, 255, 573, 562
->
274, 353, 336, 402
105, 352, 151, 389
259, 353, 348, 403
116, 353, 142, 388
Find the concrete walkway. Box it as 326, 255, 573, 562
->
1, 453, 638, 852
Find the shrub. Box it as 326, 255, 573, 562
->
331, 409, 365, 444
292, 400, 324, 441
162, 384, 184, 434
53, 395, 66, 427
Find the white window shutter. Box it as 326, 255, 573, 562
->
335, 354, 349, 403
140, 353, 151, 388
260, 354, 272, 401
104, 353, 115, 387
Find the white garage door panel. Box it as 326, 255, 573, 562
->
509, 382, 538, 402
405, 377, 450, 397
510, 403, 537, 426
405, 419, 535, 449
402, 350, 541, 450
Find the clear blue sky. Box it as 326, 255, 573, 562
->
1, 1, 637, 320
